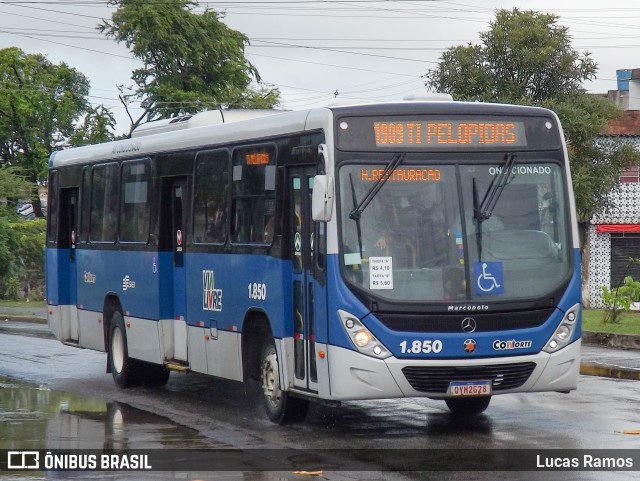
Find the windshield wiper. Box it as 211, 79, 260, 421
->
474, 153, 517, 222
473, 153, 517, 260
349, 153, 405, 221
348, 173, 364, 257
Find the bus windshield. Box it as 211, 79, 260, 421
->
339, 160, 571, 302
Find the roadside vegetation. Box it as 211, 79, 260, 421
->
0, 0, 281, 302
0, 299, 46, 309
583, 309, 640, 335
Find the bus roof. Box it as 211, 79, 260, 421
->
49, 108, 318, 168
49, 101, 555, 168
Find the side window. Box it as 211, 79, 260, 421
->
231, 146, 276, 244
47, 171, 59, 243
120, 160, 151, 243
90, 163, 118, 242
80, 167, 91, 243
193, 150, 228, 244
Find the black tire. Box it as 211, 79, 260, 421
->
141, 362, 170, 387
260, 338, 309, 424
108, 311, 142, 388
445, 396, 491, 415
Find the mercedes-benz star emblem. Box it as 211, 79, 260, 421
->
461, 317, 477, 333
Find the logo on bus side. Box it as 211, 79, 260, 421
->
122, 276, 136, 291
203, 270, 223, 312
83, 271, 96, 284
112, 141, 141, 155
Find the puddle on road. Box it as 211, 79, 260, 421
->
0, 376, 214, 451
0, 378, 318, 481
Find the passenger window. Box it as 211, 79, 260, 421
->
80, 167, 91, 243
47, 171, 59, 243
90, 163, 118, 242
120, 160, 151, 243
231, 146, 276, 244
193, 151, 228, 244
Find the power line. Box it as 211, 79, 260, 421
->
1, 1, 105, 19
247, 52, 419, 76
248, 39, 438, 63
0, 6, 98, 29
0, 29, 106, 40
0, 30, 134, 58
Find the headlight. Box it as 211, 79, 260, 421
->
354, 330, 372, 347
543, 303, 580, 353
338, 310, 391, 359
555, 325, 571, 341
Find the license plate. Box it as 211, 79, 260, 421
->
448, 380, 492, 397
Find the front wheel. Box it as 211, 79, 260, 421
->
260, 338, 309, 424
445, 396, 491, 415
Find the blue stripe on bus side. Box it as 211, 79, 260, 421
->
46, 247, 298, 340
184, 252, 293, 338
45, 248, 73, 306
46, 246, 581, 358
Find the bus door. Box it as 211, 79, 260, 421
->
289, 166, 323, 393
166, 177, 189, 362
59, 187, 79, 341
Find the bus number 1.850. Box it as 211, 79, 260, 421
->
399, 339, 443, 354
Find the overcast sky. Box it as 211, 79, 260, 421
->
1, 0, 638, 134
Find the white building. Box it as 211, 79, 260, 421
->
587, 69, 640, 308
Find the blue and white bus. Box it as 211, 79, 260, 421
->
46, 99, 581, 423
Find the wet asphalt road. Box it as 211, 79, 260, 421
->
1, 331, 640, 481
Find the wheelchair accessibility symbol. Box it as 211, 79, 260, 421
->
474, 261, 504, 295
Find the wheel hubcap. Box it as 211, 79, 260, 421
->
261, 350, 281, 408
112, 328, 125, 374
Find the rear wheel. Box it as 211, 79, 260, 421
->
445, 396, 491, 415
260, 338, 309, 424
108, 311, 142, 388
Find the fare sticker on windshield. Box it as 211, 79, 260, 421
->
370, 257, 394, 290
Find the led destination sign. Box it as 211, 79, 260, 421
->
373, 120, 527, 148
336, 115, 560, 152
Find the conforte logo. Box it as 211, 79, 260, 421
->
492, 339, 533, 351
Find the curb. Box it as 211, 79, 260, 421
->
0, 315, 47, 324
579, 362, 640, 380
582, 331, 640, 350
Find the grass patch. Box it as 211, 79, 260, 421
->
583, 309, 640, 335
0, 299, 46, 309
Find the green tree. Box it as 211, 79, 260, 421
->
0, 218, 46, 299
426, 9, 597, 103
544, 94, 639, 223
69, 105, 118, 146
0, 47, 94, 216
425, 8, 640, 225
227, 84, 281, 110
99, 0, 280, 135
0, 166, 31, 206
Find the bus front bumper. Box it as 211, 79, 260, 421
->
327, 339, 580, 401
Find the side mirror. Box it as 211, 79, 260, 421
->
312, 174, 334, 222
